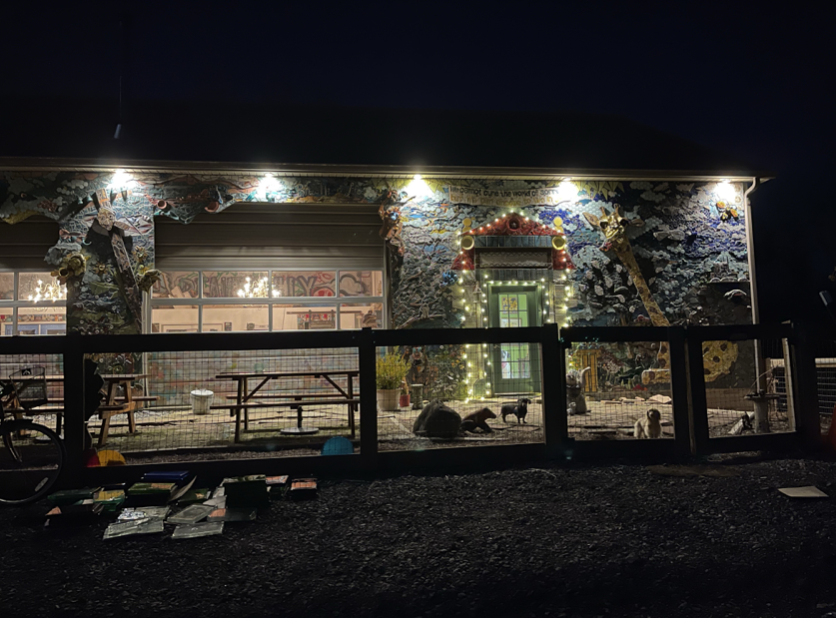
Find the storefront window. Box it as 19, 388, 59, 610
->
150, 305, 199, 333
339, 303, 383, 329
203, 271, 269, 298
0, 273, 14, 300
0, 271, 67, 336
151, 268, 385, 332
202, 304, 269, 332
273, 304, 337, 330
339, 271, 383, 297
152, 271, 200, 299
272, 270, 336, 298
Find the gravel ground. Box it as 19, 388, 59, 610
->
4, 454, 836, 617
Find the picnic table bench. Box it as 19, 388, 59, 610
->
95, 373, 157, 446
212, 370, 360, 442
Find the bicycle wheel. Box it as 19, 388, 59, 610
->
0, 421, 64, 505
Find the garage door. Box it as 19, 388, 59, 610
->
154, 202, 384, 270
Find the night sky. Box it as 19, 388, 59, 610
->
3, 3, 834, 325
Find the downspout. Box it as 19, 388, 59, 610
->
743, 177, 769, 431
743, 177, 761, 329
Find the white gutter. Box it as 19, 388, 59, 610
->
0, 157, 774, 182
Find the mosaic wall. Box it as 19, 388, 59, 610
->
0, 172, 750, 335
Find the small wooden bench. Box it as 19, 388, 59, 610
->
4, 402, 64, 433
210, 398, 360, 443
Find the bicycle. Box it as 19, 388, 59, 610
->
0, 369, 65, 505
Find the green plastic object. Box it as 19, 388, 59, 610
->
47, 487, 100, 507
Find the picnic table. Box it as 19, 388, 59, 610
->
211, 370, 360, 443
95, 373, 156, 446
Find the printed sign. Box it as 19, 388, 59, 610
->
448, 186, 568, 207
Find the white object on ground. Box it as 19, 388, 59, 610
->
190, 389, 214, 415
778, 486, 829, 498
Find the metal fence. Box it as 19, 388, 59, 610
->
0, 322, 822, 486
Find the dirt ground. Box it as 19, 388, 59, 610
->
4, 453, 836, 617
55, 397, 792, 465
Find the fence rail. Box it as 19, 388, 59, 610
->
0, 322, 824, 486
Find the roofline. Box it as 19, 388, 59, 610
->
0, 157, 775, 182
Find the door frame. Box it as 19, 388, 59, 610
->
487, 284, 542, 394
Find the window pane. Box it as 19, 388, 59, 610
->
0, 312, 12, 336
153, 271, 200, 299
272, 305, 336, 331
339, 271, 383, 297
339, 303, 383, 330
18, 273, 65, 302
152, 305, 199, 333
203, 271, 269, 299
272, 271, 336, 298
0, 273, 14, 300
17, 306, 66, 335
203, 304, 268, 332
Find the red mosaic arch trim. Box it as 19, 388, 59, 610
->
452, 213, 573, 271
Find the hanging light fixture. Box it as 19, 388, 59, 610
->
236, 276, 273, 298
28, 278, 67, 303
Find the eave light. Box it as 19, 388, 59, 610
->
716, 180, 736, 201
108, 169, 135, 190
258, 173, 282, 199
557, 179, 577, 201
407, 174, 432, 198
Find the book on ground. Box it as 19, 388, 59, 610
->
171, 522, 224, 539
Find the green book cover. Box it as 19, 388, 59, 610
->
176, 488, 212, 505
127, 482, 176, 495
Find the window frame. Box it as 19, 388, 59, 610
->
148, 267, 386, 333
0, 269, 68, 336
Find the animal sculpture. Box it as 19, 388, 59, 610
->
412, 400, 462, 439
566, 367, 591, 415
460, 407, 496, 433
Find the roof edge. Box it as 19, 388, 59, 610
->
0, 157, 775, 182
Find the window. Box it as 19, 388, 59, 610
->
150, 269, 385, 332
0, 271, 67, 336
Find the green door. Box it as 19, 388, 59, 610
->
489, 286, 542, 394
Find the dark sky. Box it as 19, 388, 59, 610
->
4, 3, 835, 323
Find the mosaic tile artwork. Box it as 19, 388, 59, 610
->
0, 172, 750, 338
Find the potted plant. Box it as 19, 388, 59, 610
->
399, 382, 411, 409
376, 353, 409, 411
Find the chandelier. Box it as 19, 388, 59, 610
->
28, 278, 67, 303
236, 276, 281, 299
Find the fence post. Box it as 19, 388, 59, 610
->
358, 328, 378, 470
791, 321, 822, 446
667, 326, 691, 457
61, 334, 85, 486
541, 324, 567, 458
686, 328, 710, 456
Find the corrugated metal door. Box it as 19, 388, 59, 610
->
0, 215, 58, 269
154, 203, 384, 270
